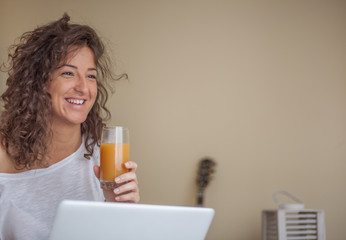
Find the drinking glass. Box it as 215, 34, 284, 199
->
100, 126, 129, 190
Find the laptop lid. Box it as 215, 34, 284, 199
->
49, 200, 215, 240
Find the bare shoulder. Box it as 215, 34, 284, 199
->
0, 137, 15, 173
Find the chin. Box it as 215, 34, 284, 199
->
66, 116, 89, 125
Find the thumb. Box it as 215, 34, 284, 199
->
93, 165, 100, 179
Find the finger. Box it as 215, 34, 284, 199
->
93, 165, 100, 179
115, 191, 140, 203
124, 161, 137, 172
113, 181, 139, 196
115, 172, 138, 185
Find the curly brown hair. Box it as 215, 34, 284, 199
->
0, 13, 123, 169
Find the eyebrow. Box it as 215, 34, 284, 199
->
63, 64, 97, 71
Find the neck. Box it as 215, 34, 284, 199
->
47, 122, 82, 165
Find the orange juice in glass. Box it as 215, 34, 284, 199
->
100, 126, 129, 190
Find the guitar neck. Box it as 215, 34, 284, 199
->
197, 188, 204, 207
196, 158, 215, 207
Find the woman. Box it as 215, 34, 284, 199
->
0, 14, 139, 239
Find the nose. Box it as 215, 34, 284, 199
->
74, 74, 88, 94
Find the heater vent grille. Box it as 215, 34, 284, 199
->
264, 211, 278, 240
285, 212, 318, 240
262, 210, 325, 240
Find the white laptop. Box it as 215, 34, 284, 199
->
49, 200, 215, 240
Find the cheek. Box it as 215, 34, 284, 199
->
48, 78, 66, 97
90, 83, 98, 101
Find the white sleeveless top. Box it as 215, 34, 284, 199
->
0, 141, 104, 240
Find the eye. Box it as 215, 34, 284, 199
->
62, 71, 74, 76
88, 74, 97, 80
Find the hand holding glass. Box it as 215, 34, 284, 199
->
100, 126, 129, 190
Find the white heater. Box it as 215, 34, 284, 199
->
262, 191, 326, 240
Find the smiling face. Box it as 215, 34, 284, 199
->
48, 46, 98, 127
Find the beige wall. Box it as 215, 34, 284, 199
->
1, 0, 346, 239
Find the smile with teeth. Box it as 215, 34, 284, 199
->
66, 98, 85, 105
